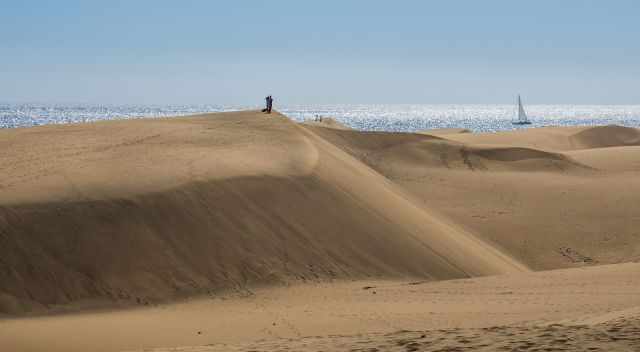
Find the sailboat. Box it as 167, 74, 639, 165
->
512, 94, 532, 125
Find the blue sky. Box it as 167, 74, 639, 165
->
1, 0, 639, 105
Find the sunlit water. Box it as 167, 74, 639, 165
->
2, 103, 640, 133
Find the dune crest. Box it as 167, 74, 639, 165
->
570, 125, 640, 149
303, 125, 590, 173
442, 125, 640, 152
418, 127, 471, 135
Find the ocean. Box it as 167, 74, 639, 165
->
2, 103, 640, 133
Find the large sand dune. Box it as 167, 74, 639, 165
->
571, 125, 640, 149
2, 111, 640, 351
306, 123, 640, 270
0, 111, 524, 316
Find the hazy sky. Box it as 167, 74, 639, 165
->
1, 0, 639, 105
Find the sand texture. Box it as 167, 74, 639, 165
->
1, 111, 640, 351
2, 263, 640, 351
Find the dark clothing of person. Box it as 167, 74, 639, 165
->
262, 95, 274, 113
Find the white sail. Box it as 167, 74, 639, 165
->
513, 95, 530, 124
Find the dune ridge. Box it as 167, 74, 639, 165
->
304, 125, 592, 174
418, 127, 471, 135
570, 125, 640, 149
443, 124, 640, 151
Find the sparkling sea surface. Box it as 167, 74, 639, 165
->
2, 103, 640, 133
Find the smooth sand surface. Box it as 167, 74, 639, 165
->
566, 146, 640, 172
2, 111, 640, 351
2, 263, 639, 352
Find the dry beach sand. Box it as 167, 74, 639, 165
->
1, 111, 640, 351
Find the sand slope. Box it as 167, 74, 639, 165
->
302, 123, 640, 270
2, 263, 639, 352
566, 146, 640, 171
0, 111, 525, 315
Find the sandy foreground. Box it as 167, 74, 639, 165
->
2, 263, 640, 351
2, 111, 640, 351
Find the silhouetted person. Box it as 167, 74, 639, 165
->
267, 96, 273, 113
262, 96, 269, 113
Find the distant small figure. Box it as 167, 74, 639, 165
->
262, 96, 269, 113
267, 95, 274, 113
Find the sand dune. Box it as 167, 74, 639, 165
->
0, 112, 318, 204
2, 111, 640, 352
0, 111, 525, 316
302, 122, 640, 270
304, 124, 591, 175
570, 125, 640, 149
462, 145, 592, 172
444, 125, 640, 151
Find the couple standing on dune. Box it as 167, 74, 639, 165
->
262, 95, 274, 114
